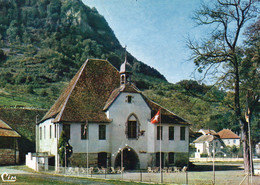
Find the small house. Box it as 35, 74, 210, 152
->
0, 119, 20, 165
217, 129, 240, 148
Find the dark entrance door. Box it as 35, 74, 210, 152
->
115, 148, 139, 170
98, 152, 107, 168
156, 152, 164, 168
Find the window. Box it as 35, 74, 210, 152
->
126, 114, 139, 139
81, 124, 88, 140
180, 127, 186, 140
168, 152, 175, 164
50, 125, 52, 139
169, 126, 174, 140
128, 121, 137, 138
44, 126, 46, 139
40, 127, 42, 140
121, 75, 125, 84
99, 125, 106, 140
54, 124, 56, 138
126, 95, 133, 103
157, 126, 163, 140
63, 124, 70, 139
234, 139, 236, 144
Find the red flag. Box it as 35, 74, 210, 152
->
151, 109, 160, 124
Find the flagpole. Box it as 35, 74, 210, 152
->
160, 109, 163, 183
85, 120, 89, 177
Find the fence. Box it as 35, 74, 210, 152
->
38, 165, 189, 184
190, 157, 260, 163
33, 164, 260, 184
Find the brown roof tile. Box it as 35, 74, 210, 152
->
218, 129, 240, 139
0, 119, 21, 137
145, 98, 190, 125
42, 59, 120, 123
199, 129, 218, 135
193, 135, 214, 143
41, 59, 190, 125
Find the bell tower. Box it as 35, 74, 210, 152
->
120, 47, 132, 86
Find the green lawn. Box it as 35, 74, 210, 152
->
8, 173, 151, 185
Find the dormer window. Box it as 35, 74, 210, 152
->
126, 95, 133, 103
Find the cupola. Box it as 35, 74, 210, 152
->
120, 51, 132, 86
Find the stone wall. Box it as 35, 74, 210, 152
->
69, 153, 111, 167
0, 148, 19, 165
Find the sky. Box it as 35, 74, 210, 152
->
82, 0, 206, 83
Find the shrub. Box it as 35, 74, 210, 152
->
200, 153, 208, 157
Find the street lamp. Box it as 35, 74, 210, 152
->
117, 144, 128, 179
59, 143, 71, 173
212, 141, 226, 185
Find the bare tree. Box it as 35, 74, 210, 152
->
187, 0, 259, 174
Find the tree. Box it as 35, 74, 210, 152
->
0, 49, 6, 61
187, 0, 259, 174
58, 131, 73, 167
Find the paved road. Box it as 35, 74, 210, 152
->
0, 165, 32, 174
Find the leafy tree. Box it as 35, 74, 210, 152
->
6, 20, 19, 43
58, 130, 73, 167
0, 49, 6, 61
187, 0, 259, 174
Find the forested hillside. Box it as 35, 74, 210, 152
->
0, 0, 165, 108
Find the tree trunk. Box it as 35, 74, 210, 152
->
240, 119, 254, 175
234, 55, 253, 175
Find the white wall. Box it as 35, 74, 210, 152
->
107, 92, 189, 168
38, 119, 58, 156
223, 138, 240, 147
195, 143, 205, 154
26, 152, 38, 171
195, 139, 223, 156
157, 125, 189, 153
107, 92, 151, 168
69, 123, 110, 153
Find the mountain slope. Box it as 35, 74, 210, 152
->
0, 0, 166, 108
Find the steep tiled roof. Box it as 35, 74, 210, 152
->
146, 99, 190, 125
41, 59, 190, 125
0, 119, 21, 137
199, 129, 218, 135
218, 129, 240, 139
41, 59, 120, 123
193, 134, 219, 143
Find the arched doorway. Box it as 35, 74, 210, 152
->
114, 147, 139, 170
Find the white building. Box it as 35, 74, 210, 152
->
36, 59, 191, 170
217, 129, 240, 148
193, 129, 225, 158
193, 134, 223, 158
